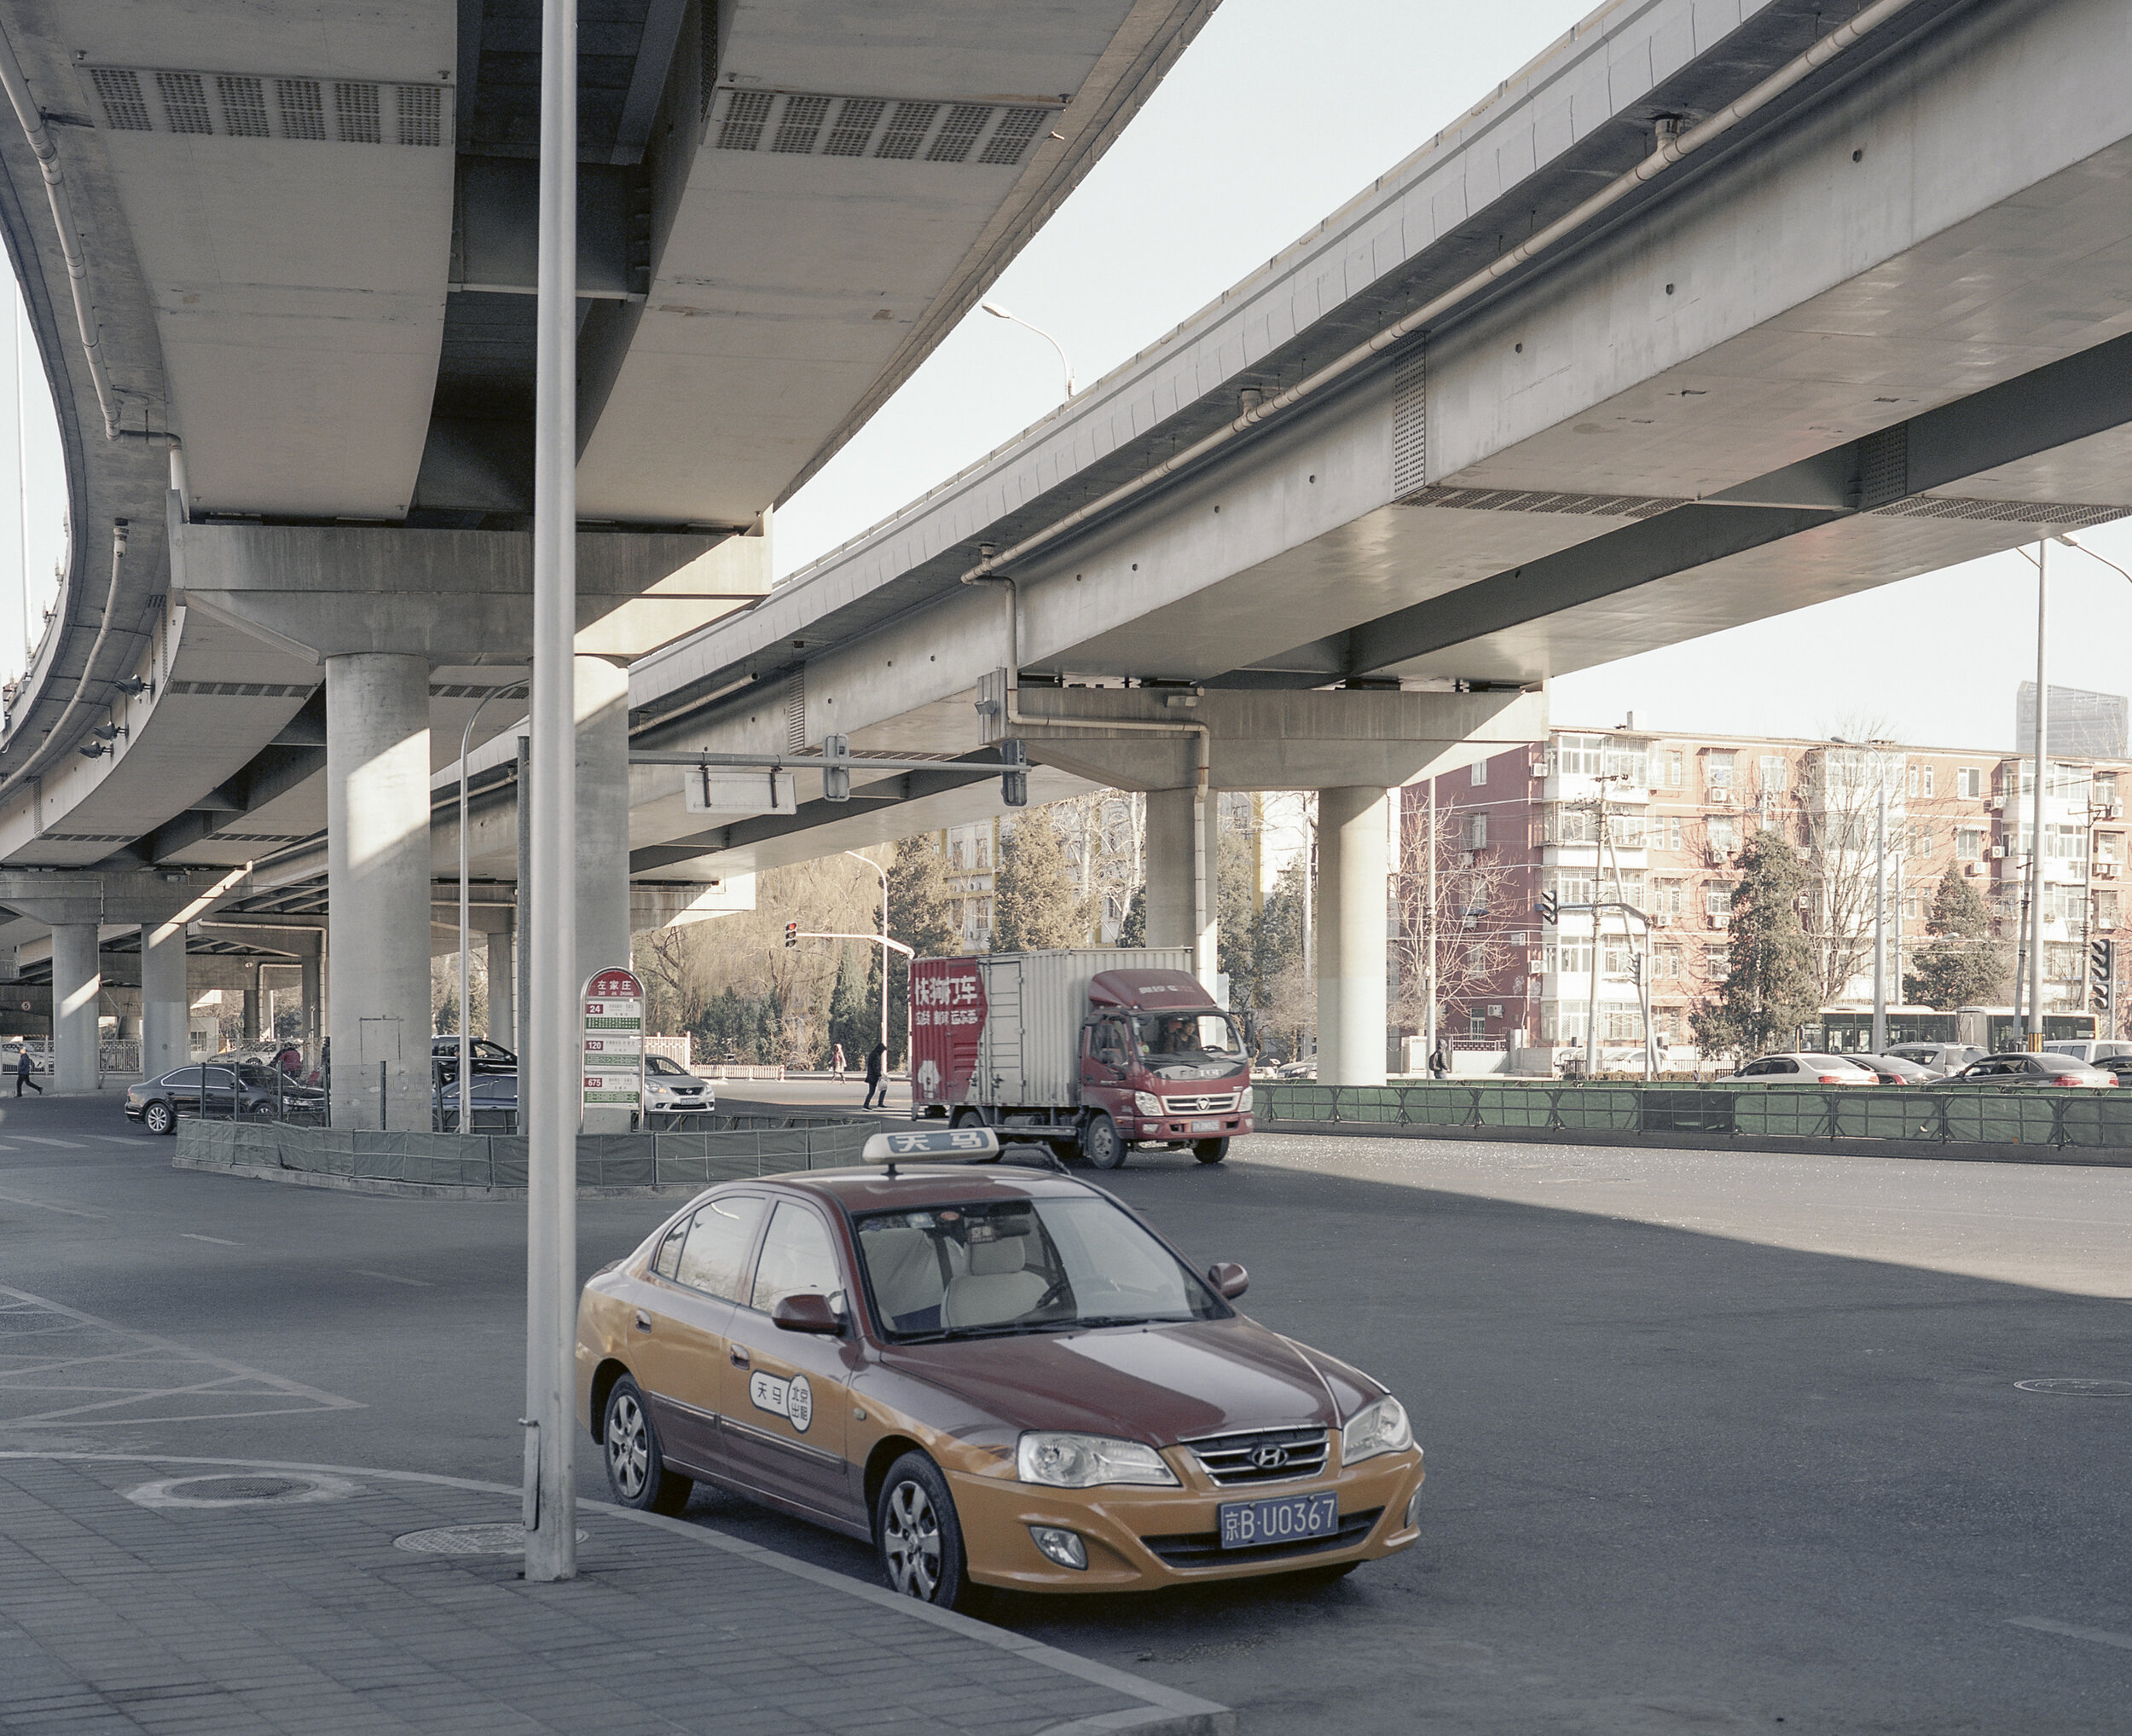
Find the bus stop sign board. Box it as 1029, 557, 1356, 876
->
582, 967, 645, 1111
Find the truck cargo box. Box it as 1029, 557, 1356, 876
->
910, 948, 1191, 1110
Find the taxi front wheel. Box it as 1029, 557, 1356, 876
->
603, 1375, 692, 1515
876, 1452, 970, 1610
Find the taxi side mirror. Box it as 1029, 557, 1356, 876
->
1206, 1262, 1249, 1299
772, 1293, 843, 1334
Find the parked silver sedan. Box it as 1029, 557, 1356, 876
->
1946, 1052, 2119, 1087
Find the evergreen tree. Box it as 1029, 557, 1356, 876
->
887, 836, 956, 1066
1694, 830, 1819, 1058
1216, 830, 1257, 992
826, 945, 873, 1067
1904, 864, 2008, 1009
1118, 886, 1146, 946
994, 807, 1085, 951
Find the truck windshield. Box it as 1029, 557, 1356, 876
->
1131, 1011, 1246, 1076
854, 1195, 1226, 1339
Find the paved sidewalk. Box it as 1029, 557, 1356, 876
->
0, 1455, 1231, 1736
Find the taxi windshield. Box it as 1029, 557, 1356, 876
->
853, 1195, 1225, 1340
1131, 1010, 1245, 1076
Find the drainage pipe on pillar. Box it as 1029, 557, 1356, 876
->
965, 572, 1216, 987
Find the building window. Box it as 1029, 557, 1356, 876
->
1703, 946, 1730, 977
1660, 750, 1684, 788
1903, 888, 1920, 919
2046, 943, 2085, 982
2045, 823, 2083, 860
1654, 946, 1680, 980
2046, 762, 2086, 798
2098, 831, 2123, 865
1959, 767, 1982, 799
1468, 1012, 1486, 1038
1908, 822, 1933, 856
1654, 879, 1684, 917
2099, 890, 2120, 928
1759, 755, 1787, 796
1660, 814, 1683, 850
1921, 765, 1934, 797
1467, 813, 1488, 850
1549, 871, 1597, 906
1956, 826, 1985, 860
1906, 766, 1920, 796
1544, 938, 1592, 977
1706, 750, 1735, 790
1706, 883, 1734, 917
2097, 772, 2120, 807
1556, 733, 1604, 775
1707, 815, 1736, 853
1471, 757, 1487, 785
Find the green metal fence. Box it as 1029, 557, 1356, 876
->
1259, 1083, 2132, 1149
176, 1115, 876, 1189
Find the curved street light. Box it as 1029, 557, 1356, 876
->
981, 301, 1075, 399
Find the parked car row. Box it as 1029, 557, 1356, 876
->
1732, 1050, 2119, 1087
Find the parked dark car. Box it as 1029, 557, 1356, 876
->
1946, 1052, 2118, 1088
435, 1071, 520, 1131
1849, 1053, 1938, 1085
125, 1063, 324, 1134
2098, 1055, 2132, 1084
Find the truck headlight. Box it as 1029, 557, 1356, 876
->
1237, 1085, 1253, 1112
1341, 1396, 1412, 1465
1133, 1091, 1162, 1115
1017, 1432, 1179, 1488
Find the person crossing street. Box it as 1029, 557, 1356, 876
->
15, 1045, 42, 1096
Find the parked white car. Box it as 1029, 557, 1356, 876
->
643, 1053, 715, 1116
1731, 1053, 1881, 1084
1881, 1042, 1983, 1077
2040, 1039, 2132, 1067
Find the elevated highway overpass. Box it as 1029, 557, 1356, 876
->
6, 0, 2132, 1099
0, 0, 1214, 1112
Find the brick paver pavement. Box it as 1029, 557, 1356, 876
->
0, 1455, 1231, 1736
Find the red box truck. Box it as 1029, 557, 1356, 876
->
907, 947, 1253, 1169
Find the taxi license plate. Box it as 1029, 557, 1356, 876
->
1219, 1491, 1338, 1549
1191, 1119, 1220, 1132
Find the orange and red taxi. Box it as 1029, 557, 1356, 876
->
576, 1138, 1424, 1607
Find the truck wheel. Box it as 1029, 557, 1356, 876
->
1192, 1137, 1229, 1165
951, 1108, 985, 1131
1083, 1113, 1127, 1170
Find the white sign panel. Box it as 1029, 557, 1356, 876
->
686, 769, 797, 815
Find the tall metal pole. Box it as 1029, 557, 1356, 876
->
1871, 778, 1887, 1052
458, 686, 516, 1129
844, 850, 889, 1052
1584, 778, 1611, 1077
524, 0, 577, 1585
1422, 777, 1436, 1068
2028, 541, 2048, 1048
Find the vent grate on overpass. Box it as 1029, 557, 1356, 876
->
1397, 484, 1686, 520
708, 88, 1052, 169
84, 67, 448, 148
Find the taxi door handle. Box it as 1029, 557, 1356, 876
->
634, 1311, 651, 1333
729, 1345, 750, 1368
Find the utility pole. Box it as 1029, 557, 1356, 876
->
1583, 775, 1619, 1078
1871, 777, 1887, 1053
1423, 776, 1437, 1068
2028, 538, 2048, 1049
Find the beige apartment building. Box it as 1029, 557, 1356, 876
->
1406, 725, 2130, 1056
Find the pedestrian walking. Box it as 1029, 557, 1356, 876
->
862, 1040, 887, 1108
15, 1045, 42, 1096
831, 1042, 847, 1082
1428, 1040, 1449, 1080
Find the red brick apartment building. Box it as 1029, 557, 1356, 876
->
1407, 726, 2131, 1057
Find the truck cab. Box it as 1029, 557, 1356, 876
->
1076, 969, 1253, 1166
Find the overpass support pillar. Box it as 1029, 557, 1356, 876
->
576, 656, 633, 1131
241, 964, 262, 1044
326, 652, 432, 1130
487, 921, 515, 1048
1316, 787, 1390, 1088
51, 923, 101, 1092
1144, 787, 1219, 987
141, 915, 188, 1079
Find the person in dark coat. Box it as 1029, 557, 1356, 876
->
1428, 1040, 1450, 1079
15, 1045, 42, 1095
862, 1041, 888, 1108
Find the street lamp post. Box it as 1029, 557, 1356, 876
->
2028, 541, 2048, 1048
981, 302, 1075, 398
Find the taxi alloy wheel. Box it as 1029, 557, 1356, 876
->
1083, 1112, 1127, 1170
603, 1375, 692, 1515
877, 1452, 968, 1609
142, 1101, 174, 1136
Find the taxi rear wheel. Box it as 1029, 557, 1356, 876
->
603, 1375, 692, 1515
876, 1452, 970, 1610
1082, 1113, 1127, 1170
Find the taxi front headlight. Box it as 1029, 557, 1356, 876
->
1238, 1085, 1253, 1112
1341, 1395, 1412, 1465
1017, 1431, 1179, 1488
1133, 1091, 1162, 1116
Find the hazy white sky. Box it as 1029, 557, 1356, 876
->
773, 0, 2132, 758
0, 270, 68, 686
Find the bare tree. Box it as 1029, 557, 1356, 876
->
1393, 796, 1525, 1035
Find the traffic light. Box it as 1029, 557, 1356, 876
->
999, 738, 1028, 808
821, 733, 850, 802
1537, 890, 1559, 926
784, 922, 799, 950
2089, 938, 2115, 1016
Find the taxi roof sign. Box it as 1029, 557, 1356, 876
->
861, 1126, 1001, 1167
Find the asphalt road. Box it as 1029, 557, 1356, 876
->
3, 1088, 2128, 1733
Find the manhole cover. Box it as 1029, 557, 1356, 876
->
126, 1472, 361, 1510
393, 1524, 590, 1556
2014, 1378, 2132, 1397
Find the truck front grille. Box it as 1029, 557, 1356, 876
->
1162, 1092, 1238, 1114
1182, 1426, 1330, 1486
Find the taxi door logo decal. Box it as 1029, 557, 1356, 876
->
747, 1369, 814, 1432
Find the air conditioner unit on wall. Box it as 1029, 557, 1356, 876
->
1990, 844, 2007, 859
1990, 796, 2005, 811
1710, 789, 1731, 805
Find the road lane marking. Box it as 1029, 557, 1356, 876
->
0, 1187, 102, 1218
0, 1287, 362, 1426
12, 1136, 86, 1149
178, 1234, 240, 1247
2008, 1616, 2132, 1652
351, 1269, 432, 1288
